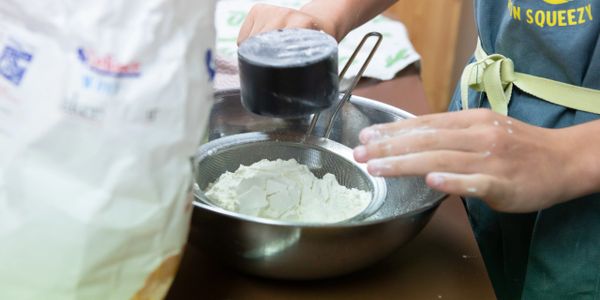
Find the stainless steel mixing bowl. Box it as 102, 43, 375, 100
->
189, 90, 446, 279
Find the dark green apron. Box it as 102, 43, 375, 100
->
449, 1, 600, 299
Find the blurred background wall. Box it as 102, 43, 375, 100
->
386, 1, 477, 112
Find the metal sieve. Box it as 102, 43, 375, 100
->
193, 132, 387, 223
194, 32, 386, 223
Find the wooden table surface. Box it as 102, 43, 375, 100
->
167, 66, 496, 300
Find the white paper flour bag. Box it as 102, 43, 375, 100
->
0, 1, 215, 299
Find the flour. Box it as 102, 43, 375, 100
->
205, 159, 371, 223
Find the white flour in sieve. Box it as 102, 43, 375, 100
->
204, 159, 371, 223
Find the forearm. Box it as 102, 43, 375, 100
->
561, 119, 600, 199
300, 0, 398, 40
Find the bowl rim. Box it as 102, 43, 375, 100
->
194, 90, 447, 227
214, 89, 417, 121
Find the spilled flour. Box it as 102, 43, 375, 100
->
205, 159, 371, 223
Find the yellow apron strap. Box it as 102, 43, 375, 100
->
461, 39, 600, 115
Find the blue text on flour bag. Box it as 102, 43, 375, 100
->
0, 44, 33, 86
205, 49, 215, 81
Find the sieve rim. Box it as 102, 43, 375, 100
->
192, 193, 446, 228
193, 131, 387, 225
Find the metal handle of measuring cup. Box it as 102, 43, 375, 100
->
306, 32, 383, 139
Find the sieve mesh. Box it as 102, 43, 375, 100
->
194, 132, 387, 223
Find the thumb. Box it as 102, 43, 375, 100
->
237, 14, 256, 45
426, 172, 512, 211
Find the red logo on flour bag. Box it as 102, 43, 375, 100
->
77, 48, 141, 78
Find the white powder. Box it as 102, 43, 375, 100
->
204, 159, 372, 223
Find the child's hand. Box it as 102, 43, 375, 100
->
237, 4, 336, 44
353, 109, 594, 213
237, 0, 398, 44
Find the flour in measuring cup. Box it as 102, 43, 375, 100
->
204, 159, 371, 223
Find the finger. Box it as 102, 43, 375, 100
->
359, 109, 504, 143
241, 17, 292, 44
365, 151, 487, 177
353, 128, 490, 162
425, 172, 513, 211
284, 14, 321, 31
237, 13, 256, 44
